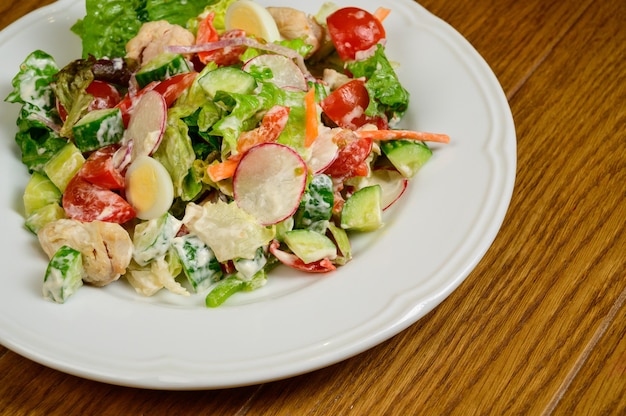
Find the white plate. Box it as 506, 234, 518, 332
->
0, 0, 516, 389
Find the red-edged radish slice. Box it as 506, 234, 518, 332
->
356, 167, 408, 210
242, 54, 307, 91
112, 141, 133, 171
125, 90, 166, 160
125, 155, 174, 220
307, 127, 339, 174
233, 143, 307, 225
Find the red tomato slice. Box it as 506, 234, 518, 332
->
63, 175, 135, 223
116, 72, 197, 126
320, 79, 386, 130
195, 12, 247, 67
323, 132, 373, 180
57, 80, 121, 122
326, 7, 386, 61
80, 145, 125, 190
152, 72, 197, 106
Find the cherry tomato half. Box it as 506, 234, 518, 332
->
63, 175, 135, 223
323, 132, 373, 180
56, 80, 121, 122
320, 79, 386, 130
195, 12, 247, 67
326, 7, 386, 61
116, 72, 197, 126
80, 145, 125, 190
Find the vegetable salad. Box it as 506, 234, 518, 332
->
5, 0, 449, 306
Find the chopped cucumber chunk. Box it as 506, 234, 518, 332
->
25, 204, 65, 234
293, 174, 333, 230
234, 247, 267, 280
23, 172, 61, 217
43, 143, 85, 192
72, 107, 124, 152
135, 53, 190, 89
198, 66, 257, 98
172, 234, 222, 292
43, 245, 84, 304
380, 139, 432, 178
284, 229, 337, 264
340, 185, 383, 232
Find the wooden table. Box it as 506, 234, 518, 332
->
1, 0, 624, 414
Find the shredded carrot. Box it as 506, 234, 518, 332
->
304, 87, 319, 148
373, 7, 392, 23
207, 158, 239, 182
356, 129, 451, 144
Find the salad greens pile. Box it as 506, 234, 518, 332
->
71, 0, 235, 59
5, 0, 448, 306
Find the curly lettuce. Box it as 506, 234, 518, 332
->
71, 0, 226, 59
346, 45, 410, 123
4, 50, 66, 173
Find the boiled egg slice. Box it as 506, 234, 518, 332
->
225, 0, 281, 42
125, 155, 174, 220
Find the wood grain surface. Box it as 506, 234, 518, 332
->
1, 0, 624, 415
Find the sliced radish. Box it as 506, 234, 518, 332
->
356, 167, 408, 210
233, 143, 307, 225
112, 141, 133, 171
242, 54, 307, 91
307, 127, 339, 174
124, 90, 166, 161
125, 155, 174, 220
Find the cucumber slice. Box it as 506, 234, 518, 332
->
340, 185, 383, 232
43, 143, 85, 193
25, 204, 65, 234
72, 107, 124, 152
133, 213, 183, 266
284, 229, 337, 264
43, 245, 84, 304
354, 168, 408, 210
135, 53, 190, 89
172, 234, 222, 293
23, 172, 61, 217
293, 174, 334, 229
198, 66, 257, 98
380, 139, 432, 178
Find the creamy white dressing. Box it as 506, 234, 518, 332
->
133, 214, 183, 266
42, 250, 83, 303
95, 114, 124, 147
234, 251, 267, 280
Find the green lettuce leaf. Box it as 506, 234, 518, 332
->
144, 0, 213, 27
4, 50, 67, 173
72, 0, 224, 59
71, 0, 144, 59
346, 45, 410, 122
210, 91, 263, 157
153, 117, 199, 201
